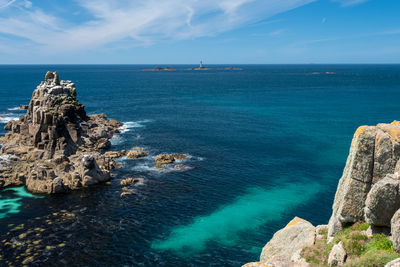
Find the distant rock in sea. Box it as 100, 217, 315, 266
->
143, 66, 176, 71
0, 71, 122, 194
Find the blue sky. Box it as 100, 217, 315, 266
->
0, 0, 399, 64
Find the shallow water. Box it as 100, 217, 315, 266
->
0, 65, 400, 266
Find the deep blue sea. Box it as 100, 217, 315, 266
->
1, 65, 400, 266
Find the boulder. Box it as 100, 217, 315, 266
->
364, 173, 400, 227
328, 241, 347, 266
260, 217, 315, 264
391, 209, 400, 252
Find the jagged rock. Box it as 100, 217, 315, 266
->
364, 173, 400, 227
328, 122, 400, 238
391, 209, 400, 252
20, 105, 28, 110
154, 153, 187, 168
155, 154, 175, 164
126, 149, 147, 159
260, 217, 315, 264
328, 241, 347, 266
104, 150, 126, 159
0, 72, 121, 194
120, 177, 143, 186
385, 257, 400, 267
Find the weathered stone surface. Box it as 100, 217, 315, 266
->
126, 149, 147, 159
0, 72, 121, 194
260, 217, 315, 264
328, 241, 347, 266
328, 122, 400, 238
385, 257, 400, 267
364, 173, 400, 227
391, 209, 400, 252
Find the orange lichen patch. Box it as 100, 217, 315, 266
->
391, 120, 400, 126
286, 217, 307, 227
354, 126, 368, 138
387, 128, 400, 142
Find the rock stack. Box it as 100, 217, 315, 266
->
0, 71, 122, 194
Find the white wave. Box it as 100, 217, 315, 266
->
131, 163, 193, 174
110, 135, 123, 145
0, 113, 20, 124
120, 120, 152, 133
7, 107, 21, 111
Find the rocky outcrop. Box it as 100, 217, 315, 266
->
155, 153, 187, 168
244, 217, 314, 267
126, 148, 148, 159
328, 241, 346, 266
328, 122, 400, 238
0, 72, 122, 194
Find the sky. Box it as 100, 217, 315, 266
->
0, 0, 399, 64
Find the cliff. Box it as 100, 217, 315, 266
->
243, 121, 400, 266
0, 71, 122, 194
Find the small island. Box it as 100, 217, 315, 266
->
143, 66, 176, 71
0, 71, 123, 194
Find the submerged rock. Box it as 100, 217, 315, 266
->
0, 72, 121, 194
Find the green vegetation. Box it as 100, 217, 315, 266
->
301, 222, 400, 267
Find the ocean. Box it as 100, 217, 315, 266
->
1, 64, 400, 266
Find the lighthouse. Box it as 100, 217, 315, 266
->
200, 60, 203, 69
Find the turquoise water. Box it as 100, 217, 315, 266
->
0, 65, 399, 266
0, 187, 41, 219
152, 182, 322, 255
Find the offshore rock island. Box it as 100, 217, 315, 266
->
244, 121, 400, 267
0, 72, 122, 194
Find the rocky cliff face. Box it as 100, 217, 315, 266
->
328, 122, 400, 239
243, 121, 400, 266
0, 71, 122, 194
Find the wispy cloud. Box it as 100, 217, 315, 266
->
332, 0, 370, 7
0, 0, 316, 53
269, 29, 286, 36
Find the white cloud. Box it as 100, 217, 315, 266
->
0, 0, 16, 9
0, 0, 316, 53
